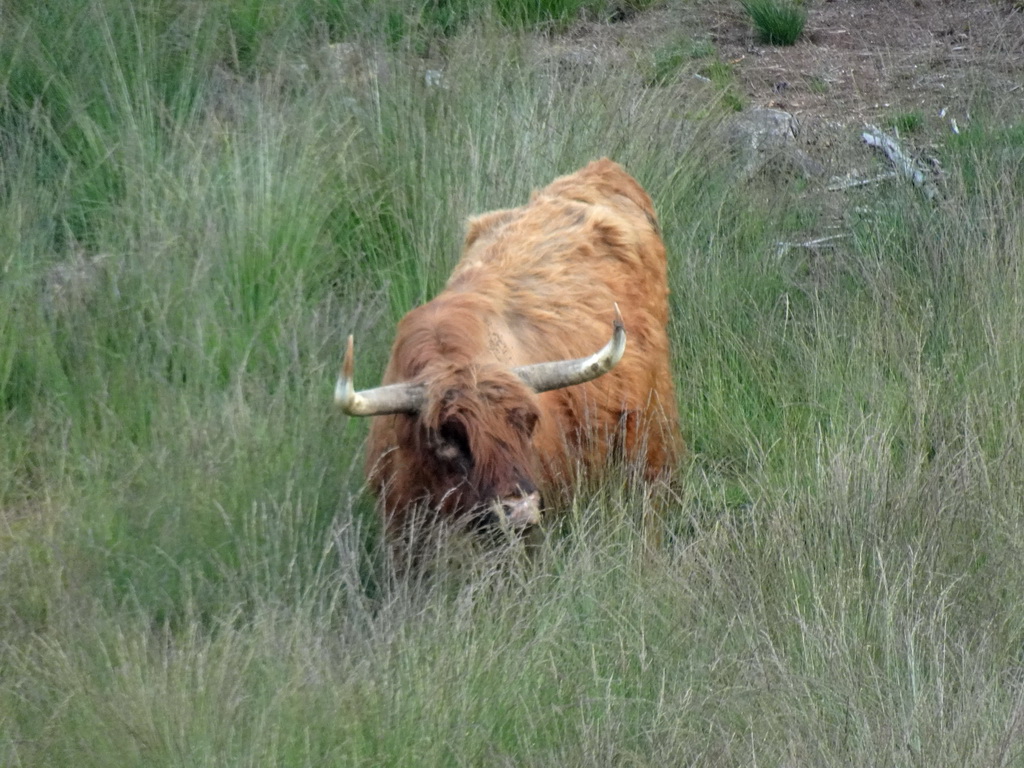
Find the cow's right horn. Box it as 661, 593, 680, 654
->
512, 305, 627, 393
335, 336, 425, 416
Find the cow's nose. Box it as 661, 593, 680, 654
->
497, 491, 541, 528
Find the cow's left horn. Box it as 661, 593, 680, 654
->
513, 305, 627, 393
335, 335, 425, 416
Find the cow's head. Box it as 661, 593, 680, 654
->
336, 307, 625, 530
412, 363, 543, 528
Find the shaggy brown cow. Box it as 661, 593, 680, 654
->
336, 158, 682, 542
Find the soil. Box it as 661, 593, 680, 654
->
684, 0, 1024, 125
547, 0, 1024, 196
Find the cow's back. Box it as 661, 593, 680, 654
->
448, 158, 682, 487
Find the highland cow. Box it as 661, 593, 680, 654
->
336, 158, 682, 543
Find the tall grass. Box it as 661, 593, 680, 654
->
3, 1, 1024, 765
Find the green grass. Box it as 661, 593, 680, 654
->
495, 0, 604, 28
740, 0, 807, 46
886, 109, 926, 134
808, 74, 829, 93
645, 35, 716, 86
696, 59, 745, 110
3, 1, 1024, 765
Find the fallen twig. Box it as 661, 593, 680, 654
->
776, 233, 849, 256
861, 124, 940, 200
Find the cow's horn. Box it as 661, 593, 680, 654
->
335, 335, 425, 416
513, 304, 627, 393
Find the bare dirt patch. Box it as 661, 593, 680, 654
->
707, 0, 1023, 122
546, 1, 1024, 187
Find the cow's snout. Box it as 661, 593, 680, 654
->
495, 491, 541, 528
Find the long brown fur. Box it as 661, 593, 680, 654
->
365, 158, 683, 538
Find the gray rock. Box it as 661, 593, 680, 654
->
722, 107, 825, 181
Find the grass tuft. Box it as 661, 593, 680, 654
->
645, 35, 716, 86
887, 109, 925, 134
740, 0, 807, 46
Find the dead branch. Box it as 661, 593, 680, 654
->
775, 233, 849, 257
861, 125, 940, 200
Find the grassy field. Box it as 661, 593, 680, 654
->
3, 1, 1024, 765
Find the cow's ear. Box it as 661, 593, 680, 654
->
509, 407, 539, 436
